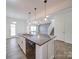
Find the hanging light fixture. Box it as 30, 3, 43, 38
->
28, 12, 31, 25
44, 0, 48, 21
34, 8, 37, 20
33, 8, 37, 24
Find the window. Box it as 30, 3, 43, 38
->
30, 25, 37, 35
10, 23, 16, 36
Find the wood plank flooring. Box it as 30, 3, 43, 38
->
6, 38, 27, 59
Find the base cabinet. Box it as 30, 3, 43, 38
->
17, 37, 54, 59
16, 37, 35, 59
36, 39, 54, 59
26, 39, 35, 59
16, 37, 26, 54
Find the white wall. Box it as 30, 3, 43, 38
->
16, 20, 26, 34
46, 8, 72, 59
6, 19, 11, 38
64, 11, 72, 43
26, 24, 30, 34
6, 17, 27, 38
53, 8, 72, 44
54, 11, 65, 41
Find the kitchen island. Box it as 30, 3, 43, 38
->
16, 33, 56, 59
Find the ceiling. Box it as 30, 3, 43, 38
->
6, 0, 72, 24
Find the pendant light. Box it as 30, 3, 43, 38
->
28, 12, 31, 25
34, 8, 37, 20
34, 8, 37, 24
44, 0, 47, 21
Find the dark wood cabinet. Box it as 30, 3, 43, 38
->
26, 39, 35, 59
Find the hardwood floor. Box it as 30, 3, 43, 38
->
6, 38, 27, 59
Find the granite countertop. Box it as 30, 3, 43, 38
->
18, 33, 56, 46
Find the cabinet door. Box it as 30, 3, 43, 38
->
16, 37, 22, 46
26, 39, 35, 59
16, 37, 26, 54
21, 38, 26, 54
36, 43, 48, 59
36, 40, 54, 59
48, 39, 54, 59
